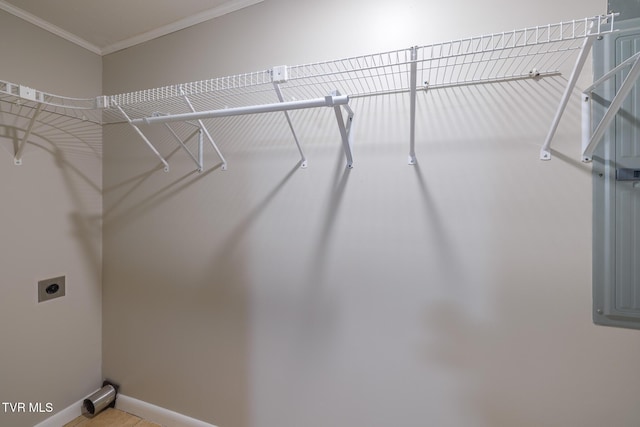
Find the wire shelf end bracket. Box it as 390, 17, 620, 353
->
582, 51, 640, 162
540, 14, 617, 161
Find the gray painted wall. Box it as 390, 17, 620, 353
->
102, 1, 640, 426
6, 1, 640, 426
0, 11, 103, 427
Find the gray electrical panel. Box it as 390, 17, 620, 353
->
592, 17, 640, 329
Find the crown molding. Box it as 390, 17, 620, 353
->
0, 0, 264, 56
0, 0, 102, 55
102, 0, 264, 55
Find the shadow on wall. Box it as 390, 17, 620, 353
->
415, 76, 567, 150
413, 77, 614, 426
101, 108, 320, 426
308, 149, 351, 286
100, 95, 361, 425
0, 102, 102, 278
100, 73, 597, 426
101, 103, 327, 234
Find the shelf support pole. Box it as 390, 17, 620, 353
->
273, 82, 307, 168
14, 103, 43, 165
409, 46, 418, 165
181, 90, 227, 170
332, 90, 354, 168
540, 25, 596, 160
116, 104, 170, 172
583, 52, 640, 161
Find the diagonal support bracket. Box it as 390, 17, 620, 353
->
540, 25, 597, 160
14, 102, 43, 165
163, 123, 203, 171
273, 82, 307, 168
116, 104, 170, 172
181, 89, 227, 170
332, 90, 354, 169
582, 51, 640, 161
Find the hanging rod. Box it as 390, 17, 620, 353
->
123, 93, 353, 169
129, 94, 349, 126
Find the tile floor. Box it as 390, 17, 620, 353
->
63, 408, 161, 426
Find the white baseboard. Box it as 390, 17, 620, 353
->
116, 395, 217, 427
33, 392, 216, 427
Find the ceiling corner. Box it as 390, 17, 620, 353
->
0, 0, 102, 55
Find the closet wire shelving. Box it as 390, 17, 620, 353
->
0, 14, 622, 171
0, 81, 103, 164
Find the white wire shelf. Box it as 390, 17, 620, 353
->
284, 18, 601, 97
0, 79, 102, 124
104, 15, 614, 119
1, 14, 619, 169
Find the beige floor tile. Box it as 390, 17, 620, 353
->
62, 416, 86, 427
134, 420, 163, 427
64, 408, 147, 427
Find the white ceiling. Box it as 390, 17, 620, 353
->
0, 0, 263, 55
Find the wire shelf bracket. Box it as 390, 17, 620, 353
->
116, 104, 171, 172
